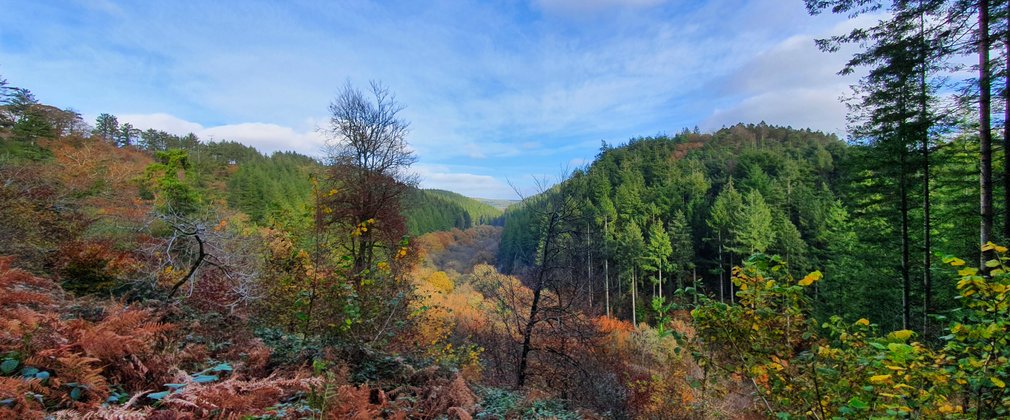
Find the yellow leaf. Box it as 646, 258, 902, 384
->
957, 278, 972, 290
891, 330, 914, 341
992, 377, 1006, 388
869, 374, 892, 383
982, 242, 996, 252
939, 403, 959, 414
950, 258, 966, 267
798, 270, 823, 286
997, 245, 1009, 253
765, 280, 775, 289
856, 318, 870, 326
958, 267, 979, 276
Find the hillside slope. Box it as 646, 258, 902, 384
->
405, 189, 503, 236
498, 123, 849, 315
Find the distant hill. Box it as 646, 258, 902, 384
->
475, 197, 519, 210
405, 189, 504, 236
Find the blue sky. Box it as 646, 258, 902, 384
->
0, 0, 863, 199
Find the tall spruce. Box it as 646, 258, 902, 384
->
808, 0, 945, 331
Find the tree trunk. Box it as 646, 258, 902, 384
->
718, 232, 725, 302
658, 264, 663, 300
588, 222, 593, 308
729, 253, 735, 305
919, 4, 933, 337
980, 0, 993, 269
168, 231, 206, 299
693, 267, 698, 305
900, 138, 912, 331
516, 213, 557, 389
516, 279, 544, 389
631, 267, 637, 326
604, 216, 610, 317
617, 268, 622, 298
1003, 21, 1010, 243
605, 257, 610, 317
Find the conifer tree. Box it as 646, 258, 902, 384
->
708, 179, 744, 301
736, 189, 774, 254
643, 220, 672, 299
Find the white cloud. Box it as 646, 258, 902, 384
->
112, 112, 518, 198
702, 87, 848, 134
201, 123, 328, 156
700, 15, 875, 136
5, 0, 871, 182
412, 164, 516, 199
118, 113, 328, 157
118, 113, 203, 134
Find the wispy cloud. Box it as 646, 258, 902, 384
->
118, 113, 327, 157
1, 0, 861, 198
412, 164, 516, 199
700, 15, 876, 135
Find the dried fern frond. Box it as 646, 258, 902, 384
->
162, 374, 323, 417
327, 384, 383, 420
0, 256, 55, 311
0, 376, 47, 419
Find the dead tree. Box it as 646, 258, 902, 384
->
510, 178, 586, 389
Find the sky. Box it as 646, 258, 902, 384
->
0, 0, 865, 199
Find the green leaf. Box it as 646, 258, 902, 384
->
147, 391, 169, 400
0, 359, 18, 374
192, 374, 218, 383
847, 397, 869, 410
20, 367, 38, 378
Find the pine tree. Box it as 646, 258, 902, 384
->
620, 221, 645, 325
93, 113, 119, 142
643, 220, 672, 299
736, 189, 774, 254
708, 179, 744, 301
668, 210, 694, 292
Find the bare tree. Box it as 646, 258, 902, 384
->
500, 177, 590, 389
154, 211, 261, 312
323, 81, 416, 276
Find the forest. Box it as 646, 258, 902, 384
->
1, 0, 1009, 418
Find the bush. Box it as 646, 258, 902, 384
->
690, 247, 1010, 418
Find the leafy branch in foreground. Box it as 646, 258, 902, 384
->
691, 244, 1010, 418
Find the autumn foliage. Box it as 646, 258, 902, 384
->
691, 249, 1010, 418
